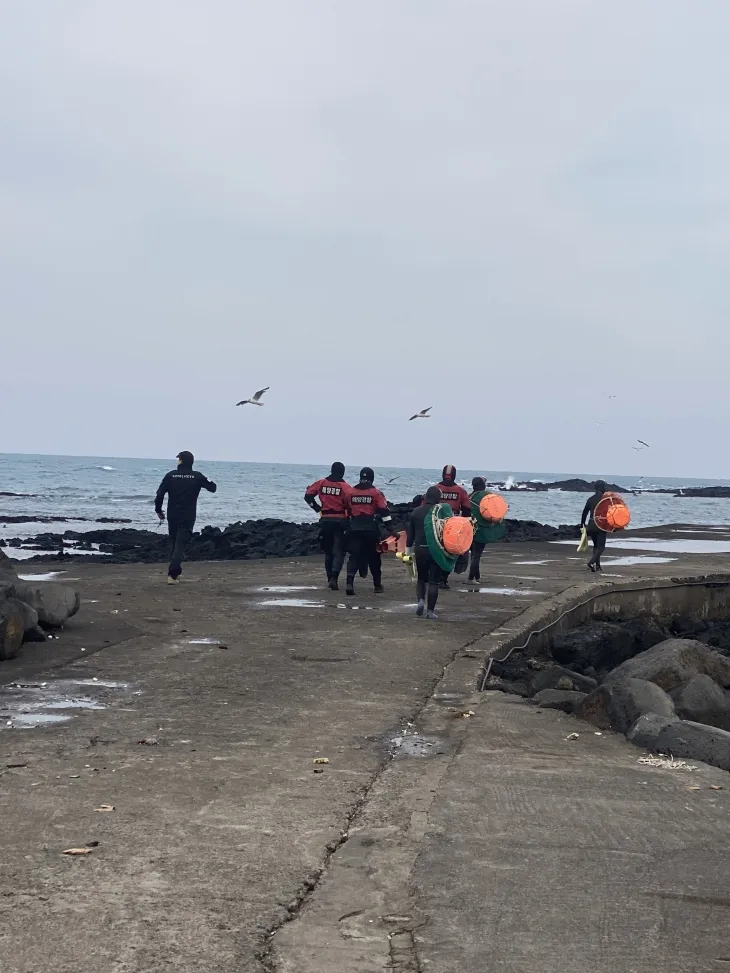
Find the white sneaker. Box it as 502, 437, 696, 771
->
167, 576, 179, 585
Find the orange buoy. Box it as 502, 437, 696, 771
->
442, 517, 474, 555
594, 493, 631, 533
479, 493, 509, 523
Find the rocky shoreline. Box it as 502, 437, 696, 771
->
1, 502, 581, 564
484, 615, 730, 772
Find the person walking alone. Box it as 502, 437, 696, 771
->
581, 479, 608, 572
155, 451, 217, 584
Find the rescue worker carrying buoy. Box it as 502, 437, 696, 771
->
345, 467, 398, 596
406, 487, 474, 619
423, 466, 471, 587
580, 481, 631, 572
468, 477, 509, 582
304, 462, 350, 590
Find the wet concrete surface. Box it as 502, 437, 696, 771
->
2, 534, 730, 972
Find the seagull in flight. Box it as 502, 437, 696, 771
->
386, 476, 400, 484
632, 440, 651, 451
236, 387, 270, 407
409, 406, 432, 421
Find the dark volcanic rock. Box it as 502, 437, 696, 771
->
671, 675, 730, 732
577, 678, 675, 733
0, 600, 25, 661
551, 618, 666, 678
17, 513, 582, 565
604, 639, 730, 692
502, 478, 623, 493
655, 721, 730, 772
532, 689, 587, 713
529, 665, 597, 696
627, 713, 679, 750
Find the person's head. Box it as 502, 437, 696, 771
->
177, 451, 194, 468
472, 476, 486, 492
441, 464, 456, 485
425, 485, 442, 505
329, 461, 345, 481
412, 493, 424, 507
594, 479, 607, 493
359, 466, 375, 485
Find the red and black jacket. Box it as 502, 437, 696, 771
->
305, 477, 351, 519
347, 484, 394, 532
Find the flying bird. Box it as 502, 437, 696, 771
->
409, 406, 432, 421
386, 476, 400, 484
236, 387, 270, 407
638, 440, 650, 448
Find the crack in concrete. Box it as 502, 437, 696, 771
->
255, 628, 488, 972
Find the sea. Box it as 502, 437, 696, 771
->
2, 454, 730, 548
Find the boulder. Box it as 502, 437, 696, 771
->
671, 675, 730, 732
550, 618, 667, 677
532, 689, 587, 713
655, 721, 730, 772
7, 596, 39, 634
576, 678, 675, 733
529, 665, 597, 697
627, 713, 679, 751
12, 581, 80, 627
604, 639, 730, 692
0, 600, 25, 661
0, 547, 16, 582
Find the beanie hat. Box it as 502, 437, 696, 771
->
359, 467, 375, 483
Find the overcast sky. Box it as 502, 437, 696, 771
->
2, 1, 729, 478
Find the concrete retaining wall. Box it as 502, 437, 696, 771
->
472, 573, 730, 691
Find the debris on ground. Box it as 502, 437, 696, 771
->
566, 732, 579, 741
313, 757, 329, 764
638, 755, 697, 771
94, 804, 115, 812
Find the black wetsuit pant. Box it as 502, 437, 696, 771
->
415, 547, 441, 612
168, 521, 193, 579
346, 531, 382, 586
587, 524, 607, 568
319, 518, 348, 580
469, 540, 486, 581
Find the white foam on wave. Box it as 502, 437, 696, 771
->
99, 465, 116, 471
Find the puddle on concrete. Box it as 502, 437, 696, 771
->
554, 538, 730, 554
1, 679, 129, 729
258, 585, 318, 593
461, 587, 543, 596
512, 560, 553, 565
187, 637, 221, 644
603, 555, 677, 566
391, 733, 447, 758
17, 571, 65, 581
257, 598, 324, 608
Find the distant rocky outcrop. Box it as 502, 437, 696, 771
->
3, 511, 581, 565
498, 478, 624, 493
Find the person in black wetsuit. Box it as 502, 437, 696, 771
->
468, 476, 487, 582
155, 451, 217, 584
581, 479, 607, 572
406, 485, 443, 619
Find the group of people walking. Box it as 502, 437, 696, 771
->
305, 463, 490, 617
153, 453, 613, 601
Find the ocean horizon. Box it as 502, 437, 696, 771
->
3, 454, 730, 547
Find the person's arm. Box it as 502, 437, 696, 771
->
154, 473, 170, 521
406, 512, 416, 551
376, 491, 398, 536
304, 480, 322, 513
580, 499, 591, 528
201, 475, 217, 493
459, 486, 471, 517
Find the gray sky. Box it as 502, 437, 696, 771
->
2, 1, 729, 477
